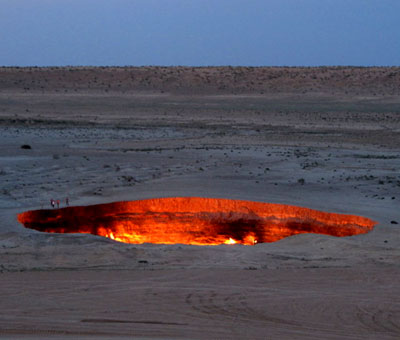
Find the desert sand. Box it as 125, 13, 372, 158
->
0, 66, 399, 339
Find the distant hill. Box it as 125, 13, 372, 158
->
0, 66, 399, 96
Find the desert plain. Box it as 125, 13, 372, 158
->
0, 66, 399, 339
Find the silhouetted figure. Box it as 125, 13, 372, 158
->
50, 199, 55, 208
56, 199, 60, 209
66, 197, 69, 206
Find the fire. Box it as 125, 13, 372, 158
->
17, 197, 377, 246
224, 238, 237, 245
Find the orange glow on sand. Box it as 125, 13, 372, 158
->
17, 197, 377, 245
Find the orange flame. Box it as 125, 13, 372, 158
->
17, 197, 377, 245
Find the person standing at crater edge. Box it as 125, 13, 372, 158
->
50, 198, 55, 208
56, 199, 60, 209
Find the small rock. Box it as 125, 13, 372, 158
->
298, 178, 305, 185
20, 144, 31, 149
390, 220, 398, 224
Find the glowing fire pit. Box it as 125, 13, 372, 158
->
17, 197, 376, 245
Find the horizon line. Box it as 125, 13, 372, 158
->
1, 65, 399, 69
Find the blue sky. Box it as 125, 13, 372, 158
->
0, 0, 399, 66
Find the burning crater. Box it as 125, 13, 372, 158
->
17, 197, 376, 246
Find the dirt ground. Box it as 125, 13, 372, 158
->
0, 67, 399, 339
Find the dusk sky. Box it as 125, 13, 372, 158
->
1, 0, 399, 66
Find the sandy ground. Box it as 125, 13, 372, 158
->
0, 67, 399, 339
